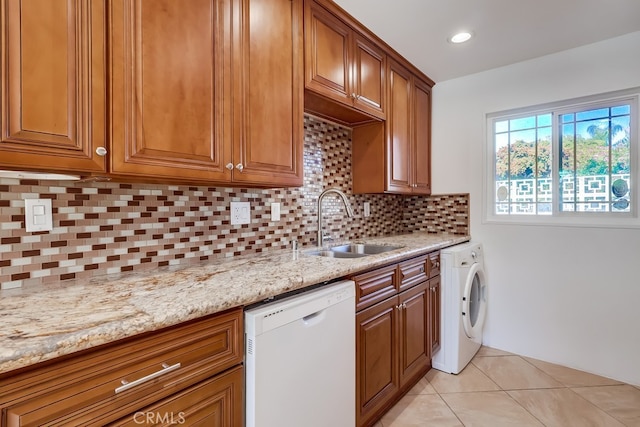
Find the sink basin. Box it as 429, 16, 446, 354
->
306, 250, 368, 259
330, 243, 403, 255
307, 243, 404, 258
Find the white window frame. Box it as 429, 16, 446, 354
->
483, 87, 640, 228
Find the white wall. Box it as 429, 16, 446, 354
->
431, 31, 640, 386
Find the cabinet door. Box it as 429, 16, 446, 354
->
109, 0, 231, 182
109, 366, 244, 427
398, 281, 430, 386
412, 77, 432, 194
356, 296, 399, 427
386, 59, 412, 194
304, 1, 351, 104
429, 276, 441, 354
0, 0, 106, 173
352, 33, 385, 119
231, 0, 303, 187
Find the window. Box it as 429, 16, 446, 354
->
486, 89, 639, 226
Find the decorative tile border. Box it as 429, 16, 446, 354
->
0, 115, 468, 289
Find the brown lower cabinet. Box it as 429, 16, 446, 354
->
0, 308, 243, 427
353, 252, 440, 427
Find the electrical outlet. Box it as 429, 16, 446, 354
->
25, 198, 53, 232
363, 202, 371, 218
230, 202, 251, 225
271, 202, 281, 222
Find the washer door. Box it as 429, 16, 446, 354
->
462, 263, 487, 339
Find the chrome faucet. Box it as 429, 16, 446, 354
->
317, 188, 355, 247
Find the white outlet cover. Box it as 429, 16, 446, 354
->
230, 201, 251, 225
25, 198, 53, 232
363, 202, 371, 217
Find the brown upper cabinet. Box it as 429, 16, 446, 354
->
304, 0, 386, 125
110, 0, 303, 187
302, 0, 435, 195
352, 57, 433, 195
230, 0, 304, 187
109, 0, 232, 183
1, 0, 302, 187
0, 0, 107, 174
386, 58, 432, 194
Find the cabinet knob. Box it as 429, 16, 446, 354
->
226, 163, 234, 171
95, 147, 107, 156
236, 163, 244, 172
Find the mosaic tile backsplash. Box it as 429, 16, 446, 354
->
0, 115, 468, 289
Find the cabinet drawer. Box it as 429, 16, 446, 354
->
353, 264, 398, 311
1, 308, 243, 427
427, 252, 440, 278
109, 365, 244, 427
398, 255, 428, 292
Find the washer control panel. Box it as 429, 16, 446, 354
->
448, 242, 483, 267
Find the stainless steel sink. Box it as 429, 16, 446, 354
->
306, 250, 368, 258
307, 244, 403, 258
330, 243, 403, 255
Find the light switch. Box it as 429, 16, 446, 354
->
271, 202, 281, 222
25, 198, 53, 232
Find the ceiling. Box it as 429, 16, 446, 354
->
332, 0, 640, 83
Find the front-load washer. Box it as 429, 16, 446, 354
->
432, 241, 487, 374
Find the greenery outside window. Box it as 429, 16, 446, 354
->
485, 89, 639, 227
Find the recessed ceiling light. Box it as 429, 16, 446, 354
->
449, 32, 473, 44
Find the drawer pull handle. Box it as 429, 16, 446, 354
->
115, 362, 181, 394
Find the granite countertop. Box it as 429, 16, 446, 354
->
0, 232, 469, 374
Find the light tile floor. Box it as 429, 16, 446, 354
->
374, 346, 640, 427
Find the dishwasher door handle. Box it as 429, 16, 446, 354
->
302, 309, 326, 326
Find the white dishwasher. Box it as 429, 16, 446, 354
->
245, 280, 355, 427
